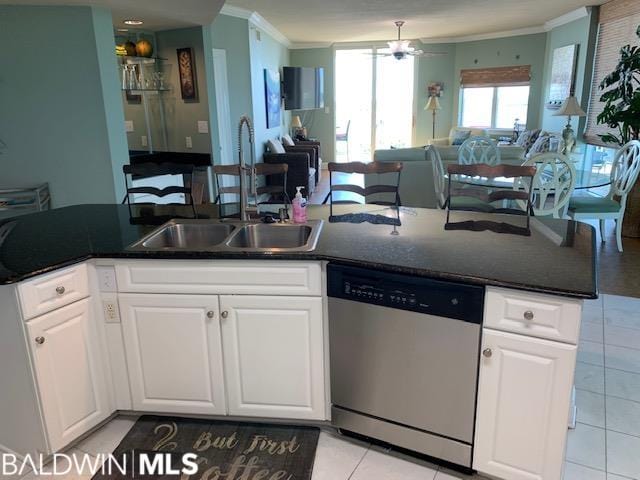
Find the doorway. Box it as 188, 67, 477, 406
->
335, 48, 415, 163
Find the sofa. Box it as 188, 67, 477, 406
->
371, 143, 526, 209
264, 138, 316, 199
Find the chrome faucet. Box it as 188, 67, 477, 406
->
237, 115, 257, 221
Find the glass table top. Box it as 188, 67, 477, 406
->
449, 168, 610, 190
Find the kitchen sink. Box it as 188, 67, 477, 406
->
127, 219, 322, 252
226, 223, 313, 250
130, 220, 236, 250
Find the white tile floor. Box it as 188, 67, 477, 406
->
7, 294, 640, 480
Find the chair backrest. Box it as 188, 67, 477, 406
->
123, 162, 197, 219
213, 163, 289, 216
428, 146, 446, 209
526, 133, 564, 159
458, 136, 501, 166
518, 152, 576, 218
345, 120, 351, 135
328, 161, 403, 210
609, 140, 640, 202
445, 163, 537, 234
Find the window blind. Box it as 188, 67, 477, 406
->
584, 0, 640, 145
460, 66, 531, 88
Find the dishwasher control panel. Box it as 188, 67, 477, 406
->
328, 264, 484, 324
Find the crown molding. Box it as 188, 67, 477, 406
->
249, 11, 291, 47
219, 4, 252, 20
420, 25, 545, 44
290, 42, 334, 50
219, 5, 290, 47
544, 6, 590, 31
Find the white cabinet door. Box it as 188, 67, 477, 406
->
26, 298, 109, 452
119, 294, 226, 415
473, 328, 577, 480
220, 296, 326, 420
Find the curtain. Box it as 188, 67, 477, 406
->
584, 0, 640, 145
460, 66, 531, 88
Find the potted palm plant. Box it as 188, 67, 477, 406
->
597, 25, 640, 237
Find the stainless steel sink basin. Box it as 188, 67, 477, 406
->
226, 223, 313, 250
127, 219, 323, 252
130, 220, 236, 250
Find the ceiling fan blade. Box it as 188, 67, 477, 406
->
412, 51, 448, 57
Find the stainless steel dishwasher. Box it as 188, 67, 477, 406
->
328, 264, 484, 469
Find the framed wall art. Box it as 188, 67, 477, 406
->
177, 47, 198, 101
264, 69, 281, 129
546, 44, 579, 109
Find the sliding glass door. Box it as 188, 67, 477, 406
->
335, 48, 414, 162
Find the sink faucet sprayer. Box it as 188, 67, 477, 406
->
238, 115, 257, 221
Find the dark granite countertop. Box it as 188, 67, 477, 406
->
0, 204, 597, 298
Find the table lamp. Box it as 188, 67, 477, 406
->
553, 96, 586, 154
291, 115, 304, 138
424, 96, 441, 139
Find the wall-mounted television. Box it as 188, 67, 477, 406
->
282, 66, 324, 111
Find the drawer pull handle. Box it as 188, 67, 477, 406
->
483, 348, 492, 358
523, 310, 534, 321
55, 286, 65, 295
35, 336, 45, 345
221, 311, 229, 319
206, 310, 215, 319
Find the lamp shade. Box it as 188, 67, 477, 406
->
553, 96, 586, 117
291, 115, 303, 128
424, 96, 441, 111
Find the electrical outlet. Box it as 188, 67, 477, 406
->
125, 120, 134, 132
102, 298, 120, 323
186, 136, 193, 148
141, 135, 148, 146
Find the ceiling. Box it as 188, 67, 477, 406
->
225, 0, 607, 44
0, 0, 225, 31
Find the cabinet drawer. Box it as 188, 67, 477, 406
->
19, 263, 89, 320
485, 287, 581, 344
115, 260, 322, 296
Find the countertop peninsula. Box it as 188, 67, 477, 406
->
0, 204, 597, 298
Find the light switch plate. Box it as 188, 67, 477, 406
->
197, 121, 209, 134
124, 120, 134, 132
141, 135, 148, 147
96, 266, 117, 292
186, 136, 193, 148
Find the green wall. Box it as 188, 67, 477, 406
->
289, 48, 335, 162
156, 27, 211, 153
452, 33, 548, 129
249, 25, 291, 163
203, 14, 254, 166
0, 5, 128, 207
415, 43, 456, 145
539, 14, 595, 135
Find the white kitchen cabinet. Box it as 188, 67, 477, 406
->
119, 294, 226, 415
219, 295, 326, 420
473, 328, 577, 480
26, 298, 110, 452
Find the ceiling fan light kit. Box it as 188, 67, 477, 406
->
382, 20, 440, 60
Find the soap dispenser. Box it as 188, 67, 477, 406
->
292, 186, 307, 224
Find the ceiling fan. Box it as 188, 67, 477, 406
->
377, 21, 445, 60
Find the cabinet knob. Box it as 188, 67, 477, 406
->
482, 348, 492, 358
55, 286, 65, 295
206, 310, 215, 319
221, 311, 229, 319
523, 310, 534, 321
35, 336, 45, 345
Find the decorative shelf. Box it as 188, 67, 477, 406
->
118, 55, 167, 63
122, 88, 171, 93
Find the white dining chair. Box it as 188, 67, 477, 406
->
517, 152, 577, 218
429, 146, 447, 209
567, 140, 640, 252
458, 136, 501, 166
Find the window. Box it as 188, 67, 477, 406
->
460, 85, 530, 129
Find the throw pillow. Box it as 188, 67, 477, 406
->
267, 138, 286, 154
515, 130, 531, 147
281, 134, 295, 146
523, 129, 541, 153
451, 130, 471, 146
